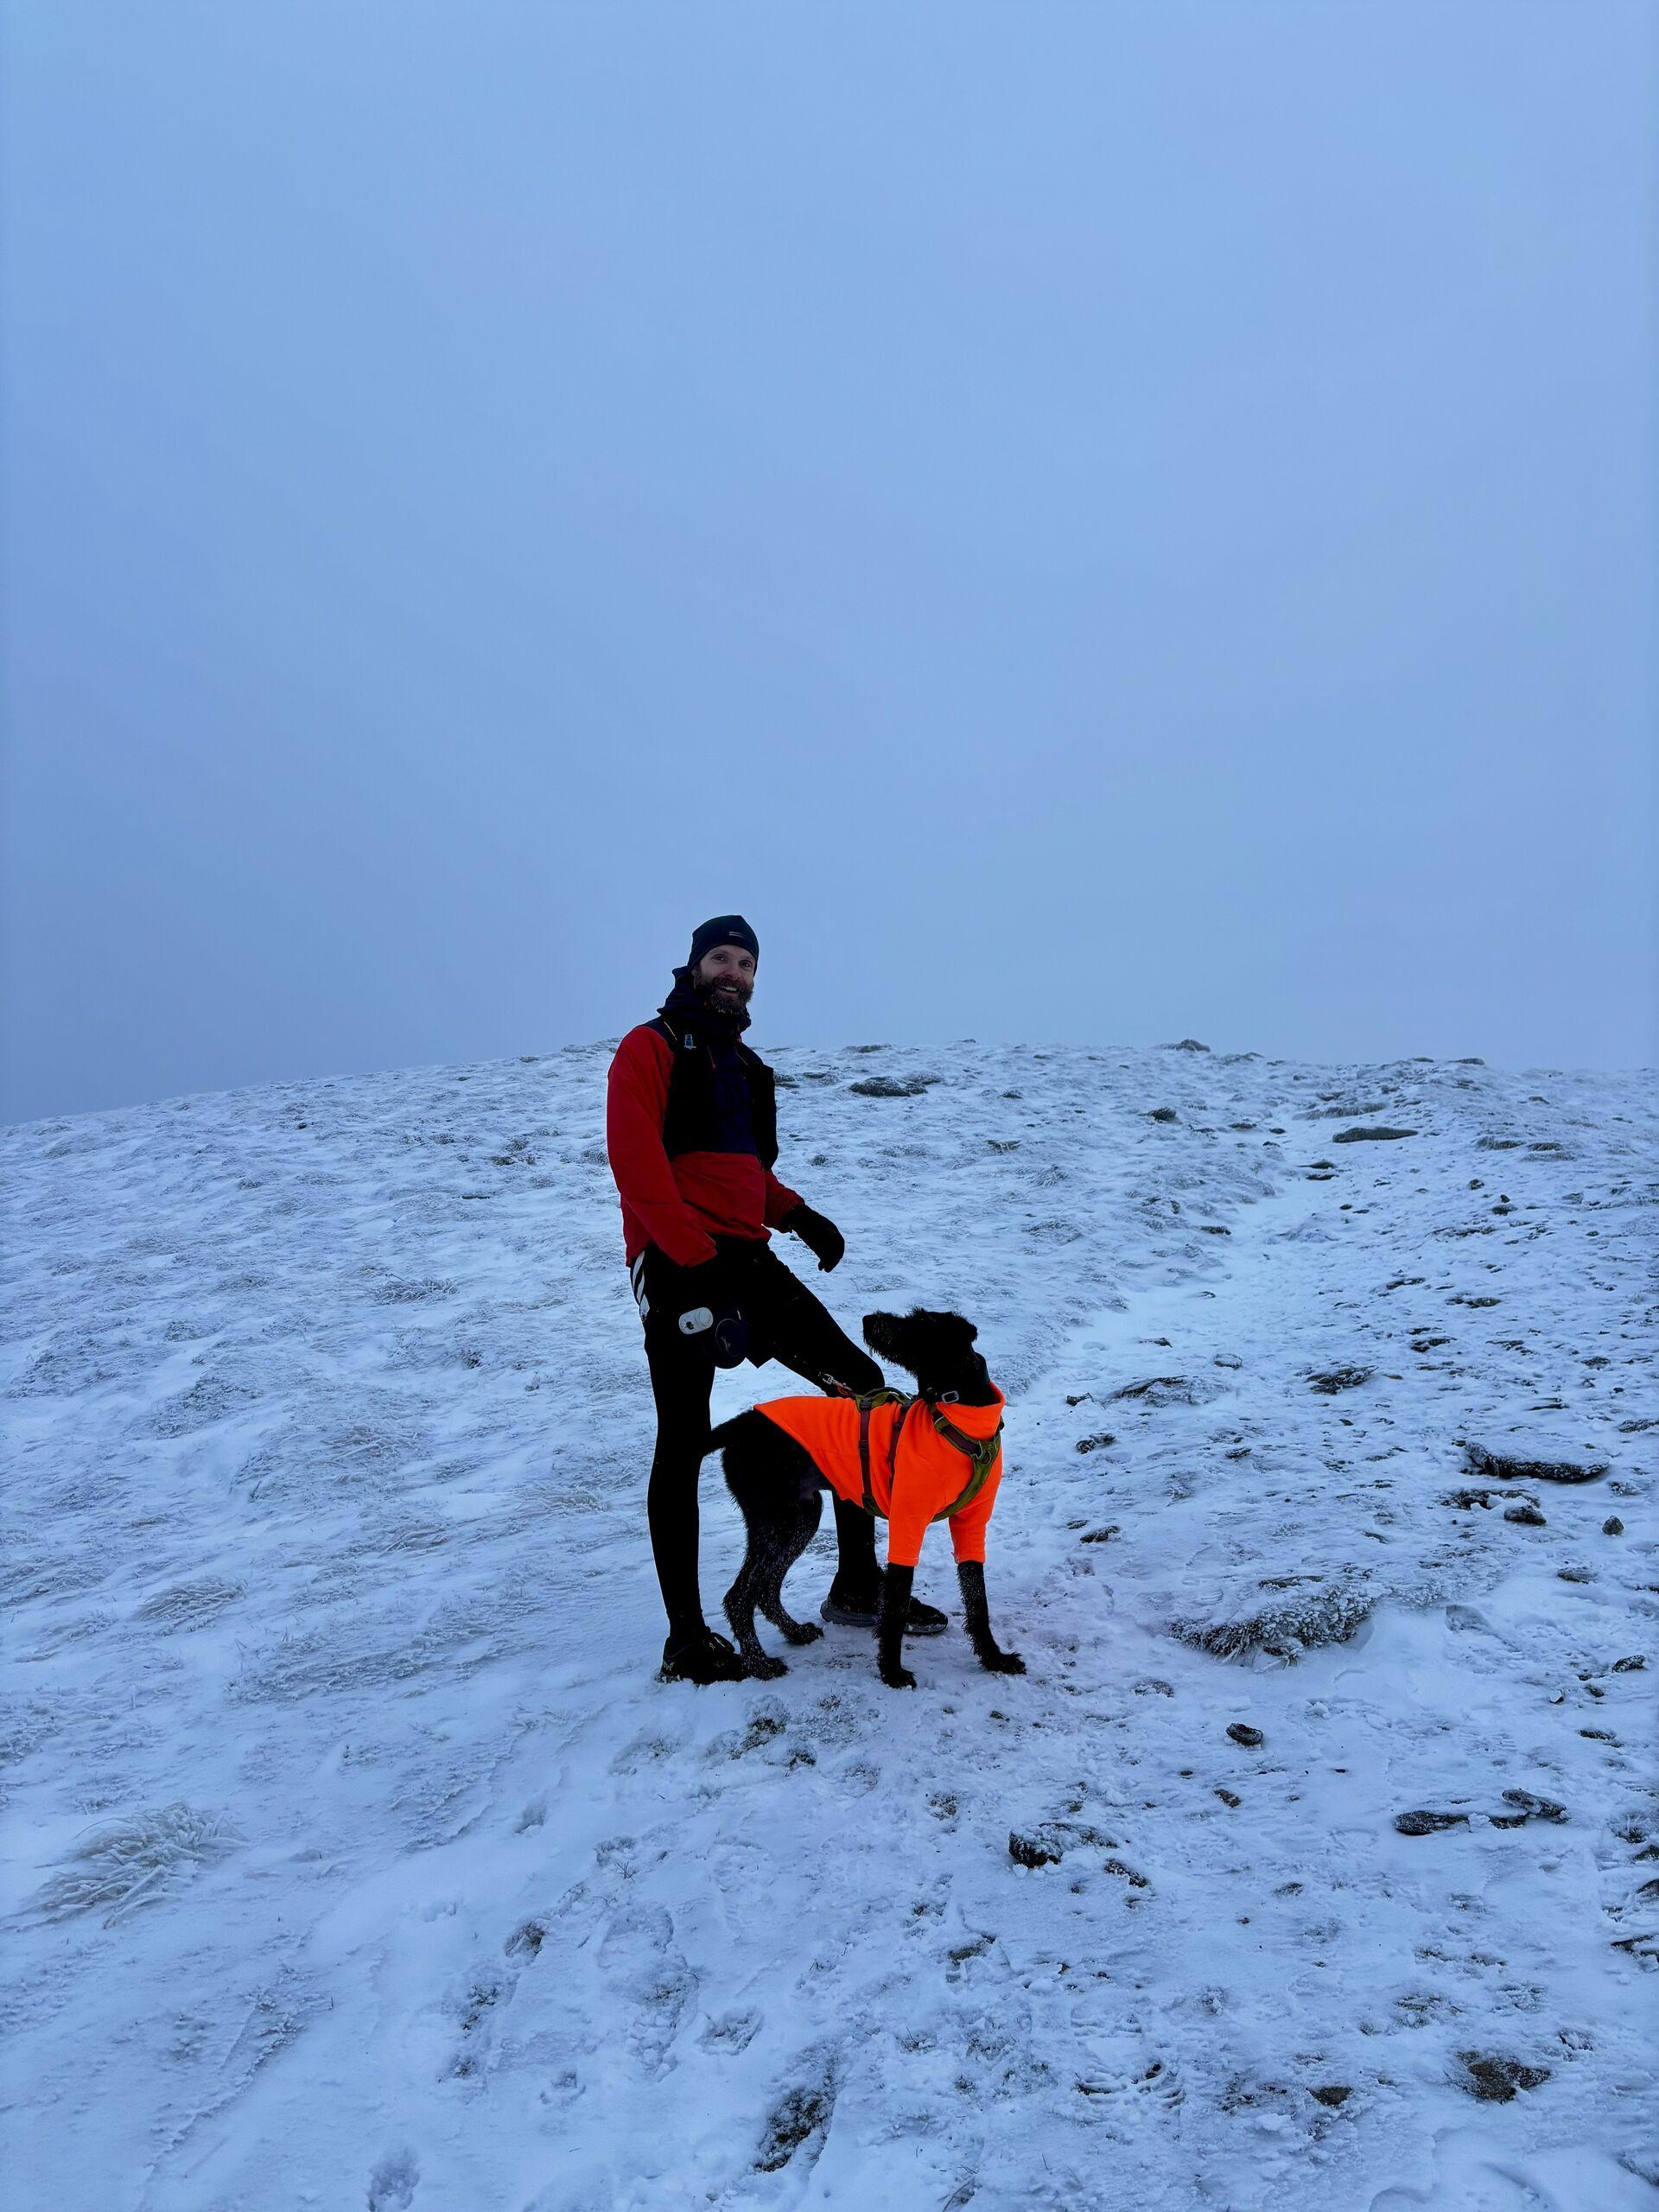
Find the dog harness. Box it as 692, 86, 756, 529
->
753, 1384, 1006, 1568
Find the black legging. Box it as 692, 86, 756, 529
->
640, 1242, 882, 1643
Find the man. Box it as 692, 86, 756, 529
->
607, 913, 947, 1682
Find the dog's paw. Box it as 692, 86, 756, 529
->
982, 1649, 1027, 1675
779, 1619, 824, 1648
746, 1653, 789, 1681
880, 1665, 918, 1690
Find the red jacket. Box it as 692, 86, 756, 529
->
607, 1024, 803, 1267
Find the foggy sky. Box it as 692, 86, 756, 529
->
3, 1, 1654, 1125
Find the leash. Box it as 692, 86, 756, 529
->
830, 1384, 1002, 1524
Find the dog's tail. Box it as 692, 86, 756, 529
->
702, 1415, 745, 1460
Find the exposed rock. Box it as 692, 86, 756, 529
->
1147, 1107, 1179, 1123
1103, 1857, 1150, 1888
1226, 1723, 1264, 1748
1310, 2085, 1351, 2107
1332, 1127, 1419, 1143
1008, 1829, 1065, 1869
1172, 1580, 1370, 1663
1611, 1655, 1647, 1673
1395, 1809, 1471, 1836
1498, 1789, 1567, 1826
1074, 1433, 1116, 1454
1133, 1678, 1173, 1697
1080, 1526, 1120, 1545
1308, 1366, 1373, 1395
1163, 1039, 1211, 1052
1466, 1444, 1607, 1485
849, 1075, 938, 1098
1214, 1789, 1242, 1809
1459, 2055, 1550, 2102
1603, 1516, 1625, 1536
1503, 1502, 1547, 1527
1557, 1564, 1595, 1585
1111, 1376, 1193, 1406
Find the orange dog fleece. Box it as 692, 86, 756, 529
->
753, 1389, 1005, 1568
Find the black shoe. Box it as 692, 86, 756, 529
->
659, 1627, 748, 1684
819, 1590, 949, 1637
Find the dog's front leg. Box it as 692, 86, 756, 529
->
957, 1561, 1026, 1675
876, 1562, 916, 1688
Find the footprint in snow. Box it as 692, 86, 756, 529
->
596, 1904, 696, 2078
366, 2149, 419, 2211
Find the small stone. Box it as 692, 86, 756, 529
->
1310, 2085, 1351, 2108
1080, 1526, 1120, 1545
1133, 1678, 1173, 1697
1611, 1655, 1647, 1673
1215, 1788, 1242, 1808
1148, 1106, 1179, 1122
1503, 1502, 1546, 1526
1557, 1565, 1595, 1584
1332, 1126, 1419, 1143
1226, 1723, 1264, 1748
1603, 1516, 1625, 1536
1074, 1433, 1116, 1454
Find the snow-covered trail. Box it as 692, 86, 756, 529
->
3, 1044, 1655, 2211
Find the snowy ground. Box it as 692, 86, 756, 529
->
3, 1040, 1656, 2212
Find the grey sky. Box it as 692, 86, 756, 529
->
3, 1, 1654, 1125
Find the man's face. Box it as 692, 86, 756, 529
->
693, 943, 756, 1014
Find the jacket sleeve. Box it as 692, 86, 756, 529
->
947, 1460, 1001, 1565
606, 1029, 720, 1268
763, 1167, 804, 1229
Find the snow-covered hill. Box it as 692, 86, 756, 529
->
3, 1042, 1655, 2212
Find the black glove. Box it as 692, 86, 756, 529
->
675, 1258, 749, 1368
786, 1203, 845, 1273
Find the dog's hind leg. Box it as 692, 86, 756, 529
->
715, 1414, 811, 1679
756, 1484, 826, 1648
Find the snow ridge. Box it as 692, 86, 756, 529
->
3, 1044, 1655, 2209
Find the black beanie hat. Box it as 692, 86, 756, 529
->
688, 914, 760, 968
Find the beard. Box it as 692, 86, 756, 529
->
697, 974, 752, 1013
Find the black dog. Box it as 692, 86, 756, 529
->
705, 1308, 1026, 1689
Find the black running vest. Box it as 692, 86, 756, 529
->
648, 1016, 779, 1168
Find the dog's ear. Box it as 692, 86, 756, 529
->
963, 1321, 979, 1344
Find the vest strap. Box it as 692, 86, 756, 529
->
926, 1403, 1002, 1520
831, 1385, 997, 1524
846, 1386, 912, 1516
